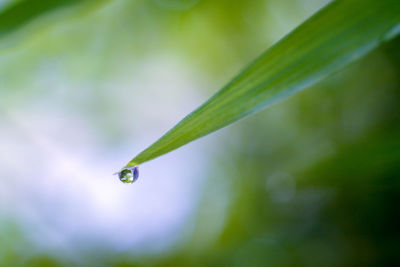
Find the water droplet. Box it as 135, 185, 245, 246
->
114, 166, 139, 184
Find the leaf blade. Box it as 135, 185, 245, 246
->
125, 0, 400, 168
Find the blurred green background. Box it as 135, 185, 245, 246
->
0, 0, 399, 266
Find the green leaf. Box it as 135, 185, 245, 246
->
124, 0, 400, 169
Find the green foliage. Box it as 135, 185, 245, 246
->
0, 0, 110, 45
0, 0, 81, 37
124, 0, 400, 168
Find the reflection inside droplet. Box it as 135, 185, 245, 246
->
114, 167, 139, 184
